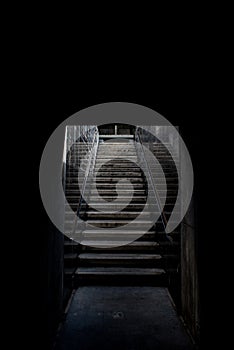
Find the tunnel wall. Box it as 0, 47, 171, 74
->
181, 191, 200, 343
39, 191, 64, 348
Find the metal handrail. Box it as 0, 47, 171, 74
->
71, 128, 99, 237
135, 129, 169, 235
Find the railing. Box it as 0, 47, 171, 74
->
72, 128, 99, 237
135, 128, 170, 239
64, 125, 99, 240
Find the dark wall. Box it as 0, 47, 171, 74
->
38, 138, 65, 348
39, 222, 64, 348
181, 193, 200, 343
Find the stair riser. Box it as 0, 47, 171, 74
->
64, 215, 157, 222
82, 245, 179, 254
65, 185, 146, 192
81, 204, 147, 211
80, 260, 164, 268
65, 244, 164, 254
86, 197, 147, 202
93, 172, 143, 177
89, 190, 146, 195
66, 182, 145, 188
83, 213, 155, 220
79, 252, 178, 262
81, 223, 160, 229
75, 274, 167, 287
64, 222, 165, 232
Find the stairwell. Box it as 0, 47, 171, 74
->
64, 136, 180, 289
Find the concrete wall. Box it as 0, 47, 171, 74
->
39, 219, 64, 349
39, 130, 66, 348
181, 192, 200, 343
47, 225, 64, 346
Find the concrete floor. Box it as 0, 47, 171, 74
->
54, 287, 194, 350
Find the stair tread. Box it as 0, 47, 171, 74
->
87, 198, 147, 201
85, 220, 154, 224
79, 253, 162, 260
76, 267, 166, 275
90, 189, 145, 192
82, 229, 153, 234
86, 211, 153, 215
86, 203, 145, 206
80, 241, 159, 247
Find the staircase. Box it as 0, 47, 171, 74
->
64, 137, 180, 288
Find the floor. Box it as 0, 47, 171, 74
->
54, 286, 195, 350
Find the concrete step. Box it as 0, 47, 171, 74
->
97, 145, 135, 148
90, 183, 145, 189
80, 241, 160, 250
97, 153, 137, 156
94, 166, 141, 171
96, 156, 138, 159
89, 189, 146, 195
78, 229, 159, 239
75, 267, 167, 285
93, 172, 142, 177
65, 184, 146, 192
65, 210, 179, 222
95, 160, 138, 165
81, 240, 179, 253
93, 166, 141, 170
97, 151, 136, 154
65, 177, 143, 185
87, 196, 147, 202
82, 203, 147, 210
79, 253, 162, 260
87, 244, 169, 252
84, 219, 155, 228
78, 253, 163, 266
93, 170, 143, 174
98, 144, 135, 146
92, 177, 144, 182
97, 150, 136, 153
84, 211, 155, 220
97, 154, 137, 158
78, 252, 178, 267
64, 230, 176, 244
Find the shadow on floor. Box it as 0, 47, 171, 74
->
54, 286, 195, 350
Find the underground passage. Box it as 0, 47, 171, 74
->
40, 123, 199, 349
